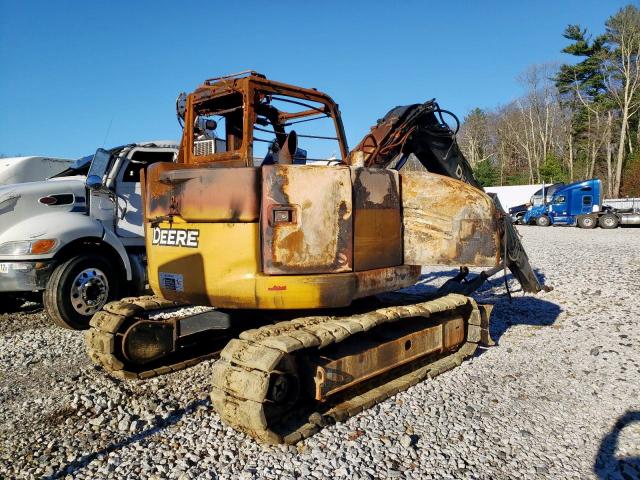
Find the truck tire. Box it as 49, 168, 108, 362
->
577, 215, 597, 229
536, 215, 551, 227
598, 214, 619, 229
0, 293, 24, 313
44, 254, 120, 330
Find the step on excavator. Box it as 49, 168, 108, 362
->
86, 71, 544, 444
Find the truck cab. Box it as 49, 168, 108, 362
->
0, 142, 177, 328
522, 179, 603, 227
547, 179, 601, 225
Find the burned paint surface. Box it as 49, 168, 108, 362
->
311, 314, 466, 400
351, 167, 402, 271
145, 162, 260, 223
169, 167, 259, 222
353, 265, 421, 298
145, 162, 181, 220
261, 164, 353, 274
401, 171, 500, 267
179, 73, 350, 168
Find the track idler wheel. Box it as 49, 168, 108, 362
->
121, 321, 175, 364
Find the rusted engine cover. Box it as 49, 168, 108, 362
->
261, 165, 353, 274
351, 167, 402, 271
145, 162, 260, 222
401, 172, 500, 266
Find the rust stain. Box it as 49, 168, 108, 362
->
177, 72, 349, 168
351, 167, 402, 271
146, 163, 260, 223
354, 265, 421, 298
401, 171, 500, 267
261, 165, 353, 274
311, 314, 465, 400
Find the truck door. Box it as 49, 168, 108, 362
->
550, 195, 569, 224
115, 149, 176, 239
577, 191, 594, 215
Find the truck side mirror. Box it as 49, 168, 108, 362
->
86, 175, 103, 190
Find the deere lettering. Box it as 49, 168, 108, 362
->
152, 227, 199, 248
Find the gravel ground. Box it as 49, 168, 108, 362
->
1, 226, 638, 480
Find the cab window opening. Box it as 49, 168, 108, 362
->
192, 93, 244, 157
253, 94, 342, 166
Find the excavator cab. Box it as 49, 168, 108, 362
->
174, 71, 348, 167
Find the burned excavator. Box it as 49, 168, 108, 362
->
86, 71, 544, 444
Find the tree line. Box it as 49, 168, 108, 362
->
458, 5, 640, 198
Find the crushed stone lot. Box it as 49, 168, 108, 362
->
1, 227, 639, 480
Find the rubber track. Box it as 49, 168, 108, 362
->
210, 293, 484, 444
85, 296, 220, 379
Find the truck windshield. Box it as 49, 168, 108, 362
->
87, 149, 111, 180
51, 154, 94, 178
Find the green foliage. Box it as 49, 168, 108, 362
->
473, 159, 499, 187
539, 153, 568, 184
456, 5, 640, 194
464, 108, 487, 123
621, 150, 640, 197
556, 24, 607, 101
504, 171, 531, 186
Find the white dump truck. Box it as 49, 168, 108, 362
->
0, 156, 74, 185
0, 141, 178, 329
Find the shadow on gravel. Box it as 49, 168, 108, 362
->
15, 303, 43, 313
594, 410, 640, 480
411, 267, 550, 297
408, 268, 561, 344
0, 301, 43, 316
44, 398, 211, 479
43, 268, 560, 479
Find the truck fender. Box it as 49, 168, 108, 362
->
0, 211, 105, 261
102, 228, 133, 281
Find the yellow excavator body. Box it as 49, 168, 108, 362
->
143, 163, 501, 311
86, 71, 543, 444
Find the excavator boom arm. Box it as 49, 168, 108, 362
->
351, 100, 543, 293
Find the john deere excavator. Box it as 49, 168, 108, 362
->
86, 71, 544, 444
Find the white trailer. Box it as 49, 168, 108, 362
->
484, 184, 543, 212
0, 156, 73, 185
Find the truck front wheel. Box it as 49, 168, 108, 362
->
536, 215, 551, 227
44, 254, 120, 330
598, 214, 619, 229
577, 215, 597, 229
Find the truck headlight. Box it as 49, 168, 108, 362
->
0, 239, 58, 255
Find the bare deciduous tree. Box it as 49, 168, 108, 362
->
602, 5, 640, 196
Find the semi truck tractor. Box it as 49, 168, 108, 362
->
0, 141, 178, 326
522, 178, 640, 228
507, 183, 564, 224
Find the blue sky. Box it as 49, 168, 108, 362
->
0, 0, 631, 158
